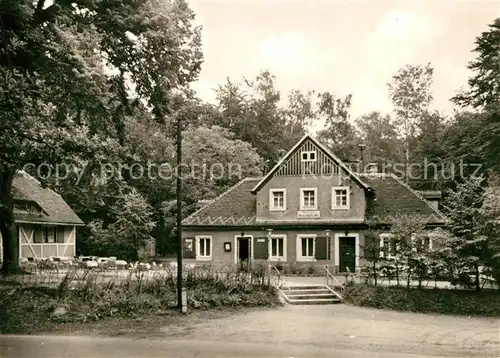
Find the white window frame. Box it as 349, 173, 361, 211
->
332, 186, 350, 210
300, 187, 317, 210
379, 233, 398, 259
301, 150, 317, 162
233, 235, 254, 264
296, 234, 316, 262
269, 188, 286, 211
195, 235, 213, 261
268, 234, 287, 261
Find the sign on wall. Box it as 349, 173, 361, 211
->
297, 210, 320, 219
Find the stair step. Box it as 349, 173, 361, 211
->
285, 293, 336, 299
282, 285, 327, 290
284, 289, 331, 295
287, 298, 342, 305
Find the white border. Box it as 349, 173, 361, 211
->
233, 235, 254, 264
334, 233, 359, 271
268, 234, 287, 261
296, 234, 317, 262
195, 235, 213, 261
269, 188, 287, 211
300, 187, 318, 210
331, 186, 350, 210
301, 150, 317, 162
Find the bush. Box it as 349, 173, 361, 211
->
344, 284, 500, 317
0, 266, 282, 334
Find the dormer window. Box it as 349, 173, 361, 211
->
301, 151, 317, 162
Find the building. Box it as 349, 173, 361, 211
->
0, 171, 84, 261
181, 135, 446, 273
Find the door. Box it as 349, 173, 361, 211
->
339, 237, 356, 273
237, 238, 251, 269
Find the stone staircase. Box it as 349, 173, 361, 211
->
279, 285, 342, 305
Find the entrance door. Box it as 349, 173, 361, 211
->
237, 237, 251, 269
339, 237, 356, 273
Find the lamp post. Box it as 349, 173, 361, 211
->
324, 229, 331, 271
266, 229, 273, 280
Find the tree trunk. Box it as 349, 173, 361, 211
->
474, 264, 481, 292
405, 143, 410, 183
0, 168, 20, 275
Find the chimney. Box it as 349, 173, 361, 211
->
357, 143, 366, 173
277, 149, 286, 160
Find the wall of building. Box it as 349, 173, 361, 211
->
255, 175, 366, 224
0, 224, 77, 260
182, 228, 367, 273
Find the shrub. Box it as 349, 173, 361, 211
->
344, 284, 500, 317
0, 265, 282, 334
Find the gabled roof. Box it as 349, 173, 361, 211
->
12, 171, 85, 226
250, 134, 371, 193
183, 178, 259, 226
183, 173, 447, 228
359, 173, 446, 225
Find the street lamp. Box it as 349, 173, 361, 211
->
324, 229, 331, 271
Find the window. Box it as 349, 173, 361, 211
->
297, 235, 315, 261
300, 188, 317, 210
269, 235, 286, 261
34, 226, 57, 243
379, 234, 398, 259
301, 151, 317, 162
414, 235, 432, 253
269, 189, 286, 211
196, 236, 212, 260
332, 186, 349, 209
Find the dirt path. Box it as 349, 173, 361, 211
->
149, 304, 499, 357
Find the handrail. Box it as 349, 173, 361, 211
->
268, 263, 285, 289
324, 265, 345, 293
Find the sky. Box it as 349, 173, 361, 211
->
188, 0, 500, 132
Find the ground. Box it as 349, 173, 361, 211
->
1, 304, 497, 357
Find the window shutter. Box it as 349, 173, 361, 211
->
315, 236, 328, 260
253, 237, 268, 259
182, 237, 196, 258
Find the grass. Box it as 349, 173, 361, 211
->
0, 265, 282, 334
343, 283, 500, 317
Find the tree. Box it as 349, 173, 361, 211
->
316, 92, 359, 160
442, 176, 490, 291
387, 64, 434, 182
87, 187, 155, 261
387, 214, 427, 288
451, 18, 500, 172
0, 0, 202, 274
452, 18, 500, 111
209, 70, 317, 169
355, 111, 403, 169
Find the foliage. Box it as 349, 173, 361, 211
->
0, 265, 281, 334
452, 18, 500, 110
86, 188, 155, 261
442, 177, 490, 291
344, 284, 500, 317
0, 0, 203, 273
387, 63, 434, 182
208, 70, 315, 167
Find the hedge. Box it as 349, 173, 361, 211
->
343, 284, 500, 317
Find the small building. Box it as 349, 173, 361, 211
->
181, 135, 446, 273
0, 171, 84, 261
